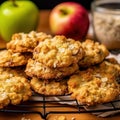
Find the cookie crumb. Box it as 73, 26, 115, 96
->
21, 117, 31, 120
57, 115, 66, 120
71, 117, 76, 120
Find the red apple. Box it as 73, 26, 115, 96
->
49, 2, 89, 40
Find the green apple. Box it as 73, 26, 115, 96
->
0, 0, 39, 42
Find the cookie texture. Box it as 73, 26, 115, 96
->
78, 39, 109, 68
25, 59, 79, 79
0, 66, 28, 79
68, 59, 120, 106
7, 31, 52, 52
0, 50, 32, 67
30, 77, 68, 95
0, 67, 32, 109
100, 58, 120, 77
96, 58, 120, 78
33, 35, 84, 68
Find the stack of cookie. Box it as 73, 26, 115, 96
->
68, 40, 120, 106
25, 35, 85, 95
0, 30, 119, 108
0, 31, 51, 108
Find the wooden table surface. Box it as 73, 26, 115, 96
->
0, 10, 120, 120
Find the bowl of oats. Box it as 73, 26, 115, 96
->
91, 0, 120, 50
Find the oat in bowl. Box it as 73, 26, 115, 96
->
91, 0, 120, 50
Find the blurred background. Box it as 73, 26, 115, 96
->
0, 0, 93, 10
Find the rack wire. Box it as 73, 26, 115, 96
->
0, 94, 120, 120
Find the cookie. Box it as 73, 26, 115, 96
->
78, 39, 109, 68
0, 50, 32, 67
7, 31, 52, 52
68, 59, 120, 106
33, 35, 84, 68
30, 77, 68, 95
95, 58, 120, 79
25, 59, 79, 79
0, 66, 29, 80
0, 67, 32, 109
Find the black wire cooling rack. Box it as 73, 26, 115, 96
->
0, 94, 120, 120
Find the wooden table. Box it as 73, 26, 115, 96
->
0, 10, 120, 120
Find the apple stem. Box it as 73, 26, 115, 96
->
10, 0, 18, 7
60, 9, 68, 15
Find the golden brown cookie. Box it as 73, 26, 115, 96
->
25, 59, 79, 79
7, 31, 52, 52
95, 58, 120, 78
0, 50, 32, 67
0, 66, 28, 80
33, 35, 84, 68
68, 59, 120, 106
78, 39, 109, 68
30, 77, 68, 95
0, 67, 32, 109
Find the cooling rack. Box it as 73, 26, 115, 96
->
0, 94, 120, 120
